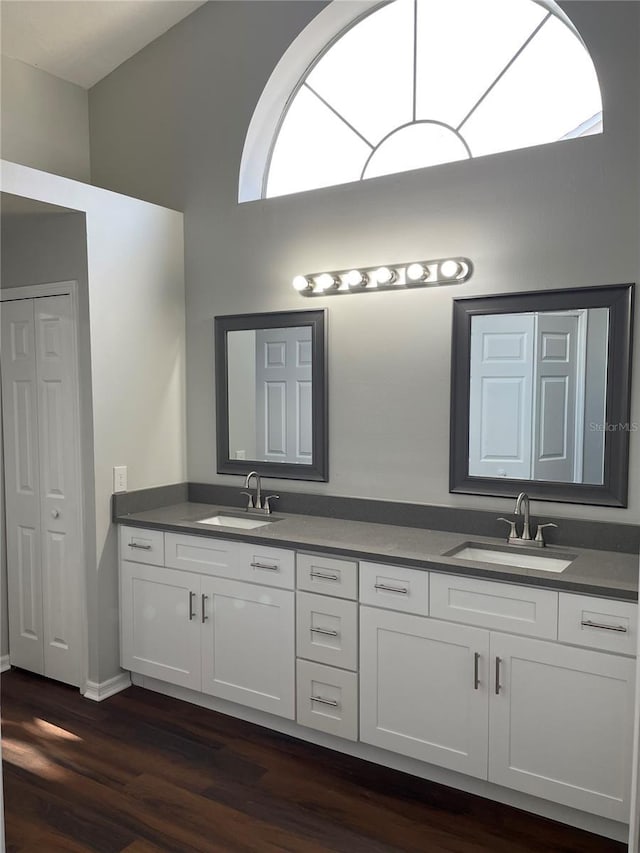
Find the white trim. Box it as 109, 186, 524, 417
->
132, 673, 628, 844
238, 1, 376, 203
83, 672, 131, 702
0, 280, 77, 301
0, 655, 10, 673
0, 280, 89, 691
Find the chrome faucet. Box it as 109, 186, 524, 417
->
498, 491, 557, 547
241, 471, 279, 514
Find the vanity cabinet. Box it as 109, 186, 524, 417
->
119, 527, 295, 719
118, 524, 637, 830
359, 576, 635, 822
120, 561, 202, 689
295, 552, 359, 741
489, 632, 635, 822
200, 575, 294, 717
360, 605, 490, 778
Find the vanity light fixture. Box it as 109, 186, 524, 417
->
406, 262, 430, 282
292, 257, 472, 297
373, 266, 396, 286
292, 274, 313, 292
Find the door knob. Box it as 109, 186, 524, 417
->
51, 509, 60, 518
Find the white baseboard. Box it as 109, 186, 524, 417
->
0, 655, 10, 673
83, 671, 131, 702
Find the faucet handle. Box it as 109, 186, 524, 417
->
240, 490, 254, 510
535, 522, 557, 546
262, 494, 279, 514
497, 517, 518, 542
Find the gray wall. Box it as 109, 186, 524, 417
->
0, 166, 186, 686
0, 204, 95, 666
89, 0, 640, 524
1, 56, 91, 183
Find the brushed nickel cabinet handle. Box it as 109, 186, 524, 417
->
374, 583, 408, 594
250, 561, 279, 572
474, 652, 480, 690
310, 571, 339, 581
188, 591, 196, 621
310, 626, 339, 637
201, 594, 208, 623
310, 695, 339, 707
495, 657, 502, 695
128, 542, 152, 550
581, 619, 627, 633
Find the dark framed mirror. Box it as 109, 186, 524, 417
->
450, 284, 634, 506
215, 309, 328, 481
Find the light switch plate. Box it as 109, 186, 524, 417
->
113, 466, 127, 493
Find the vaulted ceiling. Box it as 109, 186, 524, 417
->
0, 0, 207, 88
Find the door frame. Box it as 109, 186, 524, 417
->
0, 280, 89, 693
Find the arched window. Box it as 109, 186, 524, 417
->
241, 0, 602, 201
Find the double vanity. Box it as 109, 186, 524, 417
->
115, 491, 638, 840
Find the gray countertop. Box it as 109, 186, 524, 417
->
114, 501, 639, 601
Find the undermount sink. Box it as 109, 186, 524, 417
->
197, 514, 275, 530
445, 543, 575, 573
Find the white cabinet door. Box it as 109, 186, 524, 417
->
120, 561, 201, 690
489, 632, 635, 822
200, 576, 295, 719
360, 606, 490, 778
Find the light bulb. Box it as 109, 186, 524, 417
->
440, 260, 462, 279
315, 272, 338, 292
406, 263, 428, 282
292, 274, 312, 292
345, 269, 368, 288
374, 266, 396, 285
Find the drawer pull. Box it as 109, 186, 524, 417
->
250, 562, 279, 572
374, 583, 408, 594
310, 570, 339, 581
495, 657, 502, 695
128, 542, 152, 551
310, 695, 339, 707
581, 619, 627, 633
310, 626, 339, 637
473, 652, 480, 690
188, 591, 196, 621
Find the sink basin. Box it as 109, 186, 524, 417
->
445, 543, 575, 573
197, 514, 275, 530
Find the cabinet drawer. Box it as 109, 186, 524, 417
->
430, 573, 558, 639
238, 543, 295, 589
120, 526, 165, 566
296, 659, 358, 741
296, 592, 358, 671
359, 562, 428, 615
558, 593, 637, 655
297, 553, 358, 600
165, 532, 238, 577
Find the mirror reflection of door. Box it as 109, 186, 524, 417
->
255, 326, 312, 465
468, 309, 608, 485
226, 326, 313, 465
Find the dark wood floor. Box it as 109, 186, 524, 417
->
1, 669, 625, 853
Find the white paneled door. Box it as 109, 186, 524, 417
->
1, 295, 83, 687
255, 326, 313, 465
